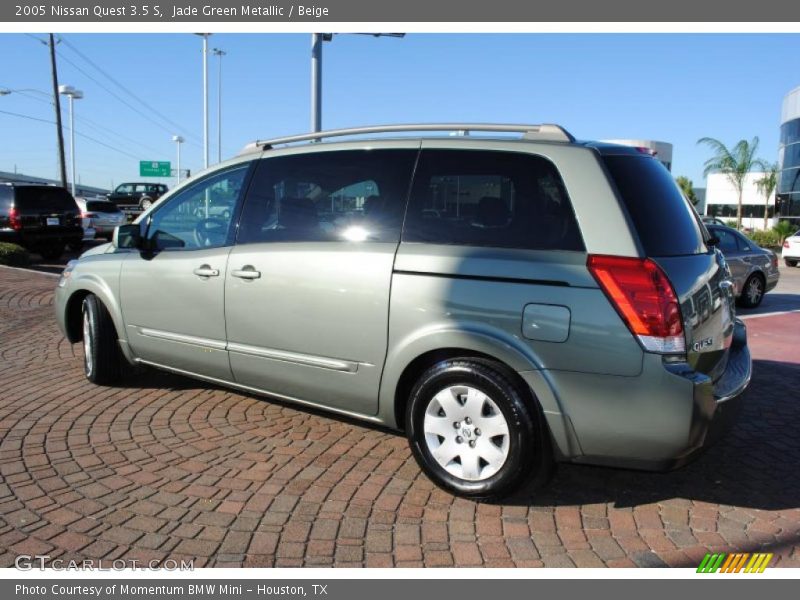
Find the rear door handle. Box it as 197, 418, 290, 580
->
231, 266, 261, 280
193, 265, 220, 278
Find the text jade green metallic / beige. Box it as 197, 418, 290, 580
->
55, 124, 751, 500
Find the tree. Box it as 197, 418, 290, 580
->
698, 136, 766, 230
754, 163, 778, 231
773, 220, 796, 245
675, 176, 698, 205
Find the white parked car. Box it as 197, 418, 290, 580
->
75, 197, 127, 241
782, 228, 800, 267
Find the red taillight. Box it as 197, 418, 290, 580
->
785, 241, 791, 248
81, 212, 97, 219
8, 207, 21, 230
588, 255, 685, 354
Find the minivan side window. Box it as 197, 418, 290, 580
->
145, 164, 249, 251
402, 150, 584, 251
237, 149, 418, 244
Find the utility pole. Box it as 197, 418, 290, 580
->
49, 34, 67, 189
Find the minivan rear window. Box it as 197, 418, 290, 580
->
602, 155, 707, 257
14, 186, 77, 212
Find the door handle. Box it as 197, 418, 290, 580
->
231, 266, 261, 280
193, 265, 220, 278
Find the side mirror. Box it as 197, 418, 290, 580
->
706, 235, 720, 247
112, 224, 142, 249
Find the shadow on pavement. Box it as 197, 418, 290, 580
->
738, 293, 800, 316
505, 359, 800, 511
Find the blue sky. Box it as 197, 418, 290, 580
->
0, 33, 798, 191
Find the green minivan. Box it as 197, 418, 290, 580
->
55, 124, 750, 499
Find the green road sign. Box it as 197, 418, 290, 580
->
140, 161, 171, 177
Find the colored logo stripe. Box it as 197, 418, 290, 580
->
697, 552, 773, 573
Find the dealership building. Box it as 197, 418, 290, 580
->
778, 85, 800, 225
704, 171, 775, 230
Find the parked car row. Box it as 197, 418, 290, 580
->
0, 182, 142, 260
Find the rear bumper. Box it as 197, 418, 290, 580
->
539, 319, 751, 471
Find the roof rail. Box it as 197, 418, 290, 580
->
240, 123, 574, 154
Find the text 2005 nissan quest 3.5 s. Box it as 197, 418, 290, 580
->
55, 124, 751, 500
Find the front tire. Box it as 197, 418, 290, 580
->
405, 359, 550, 500
82, 295, 122, 385
739, 274, 765, 308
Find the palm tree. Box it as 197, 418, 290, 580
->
754, 163, 778, 231
698, 136, 766, 230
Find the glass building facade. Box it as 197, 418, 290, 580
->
778, 86, 800, 222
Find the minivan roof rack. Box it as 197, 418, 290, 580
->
240, 123, 574, 154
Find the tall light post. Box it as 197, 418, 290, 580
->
195, 33, 212, 170
310, 33, 404, 134
172, 135, 184, 185
212, 48, 226, 164
58, 85, 83, 197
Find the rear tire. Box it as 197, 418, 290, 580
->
738, 274, 765, 308
405, 358, 551, 501
139, 197, 153, 210
786, 258, 798, 267
82, 294, 122, 385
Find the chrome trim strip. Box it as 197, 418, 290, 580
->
227, 342, 358, 373
138, 327, 227, 351
133, 359, 384, 425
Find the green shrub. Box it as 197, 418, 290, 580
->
773, 220, 797, 243
724, 219, 738, 229
0, 242, 30, 267
747, 229, 781, 249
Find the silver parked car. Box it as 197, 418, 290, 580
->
74, 197, 127, 241
705, 225, 780, 308
55, 124, 751, 499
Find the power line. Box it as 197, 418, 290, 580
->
58, 36, 200, 143
54, 49, 201, 149
0, 108, 143, 161
2, 87, 174, 159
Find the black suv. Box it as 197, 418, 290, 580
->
107, 183, 168, 210
0, 183, 83, 260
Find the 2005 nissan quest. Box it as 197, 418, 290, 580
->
55, 124, 751, 500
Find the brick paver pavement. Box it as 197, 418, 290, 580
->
1, 265, 798, 568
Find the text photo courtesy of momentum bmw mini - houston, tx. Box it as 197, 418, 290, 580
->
0, 7, 800, 590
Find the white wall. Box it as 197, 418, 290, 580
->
704, 172, 776, 230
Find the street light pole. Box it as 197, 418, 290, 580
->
309, 33, 403, 135
213, 48, 226, 163
172, 135, 184, 185
195, 33, 212, 170
59, 85, 83, 197
311, 34, 323, 134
